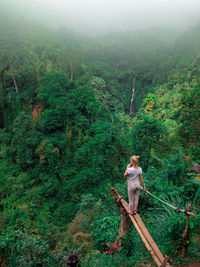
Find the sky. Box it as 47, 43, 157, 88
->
1, 0, 200, 35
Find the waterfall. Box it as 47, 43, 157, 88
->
129, 75, 136, 115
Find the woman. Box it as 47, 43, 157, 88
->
124, 155, 147, 215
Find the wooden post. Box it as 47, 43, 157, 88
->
182, 203, 192, 256
111, 187, 130, 236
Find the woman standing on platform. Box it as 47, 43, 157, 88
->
124, 155, 147, 215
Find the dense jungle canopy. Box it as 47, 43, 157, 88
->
0, 12, 199, 266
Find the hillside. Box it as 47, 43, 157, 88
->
0, 13, 199, 266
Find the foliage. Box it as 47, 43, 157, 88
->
0, 12, 199, 266
10, 112, 41, 170
90, 215, 120, 251
132, 116, 164, 171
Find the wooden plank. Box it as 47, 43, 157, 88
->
120, 198, 162, 266
134, 213, 164, 262
134, 214, 171, 266
111, 187, 171, 266
129, 213, 162, 266
120, 197, 171, 267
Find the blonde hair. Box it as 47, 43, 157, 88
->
130, 155, 140, 166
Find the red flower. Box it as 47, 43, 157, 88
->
105, 242, 121, 254
105, 250, 114, 254
112, 242, 120, 249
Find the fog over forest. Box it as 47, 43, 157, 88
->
1, 0, 200, 35
0, 0, 200, 266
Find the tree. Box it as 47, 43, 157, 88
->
178, 85, 200, 147
10, 112, 41, 170
132, 116, 164, 171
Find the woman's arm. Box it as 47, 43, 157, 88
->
124, 163, 132, 177
139, 174, 147, 191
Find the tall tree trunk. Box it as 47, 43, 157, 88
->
12, 77, 18, 94
0, 67, 9, 127
0, 66, 9, 106
70, 62, 74, 81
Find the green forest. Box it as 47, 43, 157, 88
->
0, 11, 200, 266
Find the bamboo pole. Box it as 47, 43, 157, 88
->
140, 187, 196, 218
